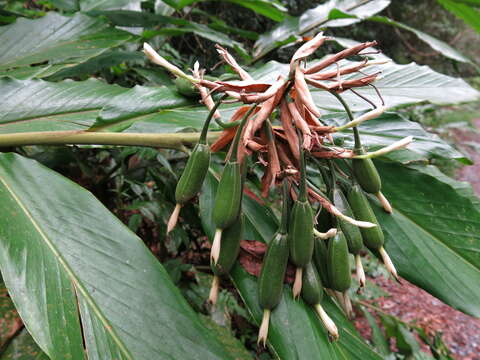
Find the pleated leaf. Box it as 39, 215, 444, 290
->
0, 12, 133, 79
0, 153, 234, 360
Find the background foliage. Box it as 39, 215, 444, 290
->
0, 0, 478, 359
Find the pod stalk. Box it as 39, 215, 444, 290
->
167, 203, 182, 234
353, 136, 413, 159
208, 275, 220, 305
313, 228, 337, 239
293, 267, 303, 299
314, 304, 339, 341
143, 43, 198, 83
230, 104, 257, 162
200, 94, 228, 144
343, 291, 354, 319
331, 206, 376, 228
279, 180, 290, 234
257, 309, 271, 347
379, 246, 400, 283
211, 229, 223, 264
334, 106, 386, 132
376, 191, 393, 213
355, 254, 366, 288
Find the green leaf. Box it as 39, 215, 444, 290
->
253, 0, 391, 59
199, 315, 254, 360
50, 0, 79, 11
437, 0, 480, 33
92, 85, 191, 131
0, 78, 127, 134
322, 112, 470, 164
0, 329, 49, 360
360, 308, 390, 356
0, 12, 133, 79
0, 153, 235, 359
222, 0, 287, 22
250, 60, 480, 111
144, 22, 248, 58
199, 171, 382, 360
368, 16, 472, 63
396, 324, 420, 356
80, 0, 142, 11
374, 161, 480, 317
46, 50, 144, 81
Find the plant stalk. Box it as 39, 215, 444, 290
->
0, 131, 221, 149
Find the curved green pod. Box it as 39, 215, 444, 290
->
212, 161, 243, 229
332, 187, 363, 255
347, 184, 384, 250
313, 237, 330, 289
327, 232, 351, 292
258, 232, 289, 310
288, 200, 314, 267
174, 77, 198, 98
211, 214, 244, 277
175, 143, 210, 204
300, 261, 324, 306
353, 146, 381, 194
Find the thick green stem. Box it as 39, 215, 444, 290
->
0, 130, 221, 149
297, 130, 308, 202
214, 117, 241, 129
200, 94, 228, 144
329, 91, 362, 148
229, 104, 257, 162
279, 179, 290, 234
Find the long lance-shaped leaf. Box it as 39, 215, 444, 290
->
374, 161, 480, 317
0, 12, 133, 79
253, 0, 391, 60
0, 153, 235, 360
249, 60, 480, 111
199, 171, 383, 360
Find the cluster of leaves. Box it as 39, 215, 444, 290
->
0, 0, 478, 359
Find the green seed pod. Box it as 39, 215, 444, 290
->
175, 143, 210, 204
212, 161, 242, 229
211, 214, 244, 277
313, 237, 330, 289
257, 180, 290, 347
353, 146, 381, 194
301, 261, 340, 340
327, 232, 351, 292
213, 162, 242, 229
347, 184, 384, 250
332, 188, 363, 255
258, 232, 289, 310
300, 261, 324, 306
174, 77, 198, 98
288, 199, 314, 267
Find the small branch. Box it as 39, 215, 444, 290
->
0, 130, 221, 149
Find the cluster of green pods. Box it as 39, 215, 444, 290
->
168, 99, 398, 349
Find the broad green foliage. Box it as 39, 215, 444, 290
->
0, 13, 133, 79
0, 154, 234, 360
0, 1, 479, 359
253, 0, 391, 59
437, 0, 480, 33
375, 162, 480, 317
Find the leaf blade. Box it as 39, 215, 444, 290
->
0, 153, 235, 359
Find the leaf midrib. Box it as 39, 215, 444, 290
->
0, 173, 134, 360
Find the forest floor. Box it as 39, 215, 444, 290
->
354, 117, 480, 360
